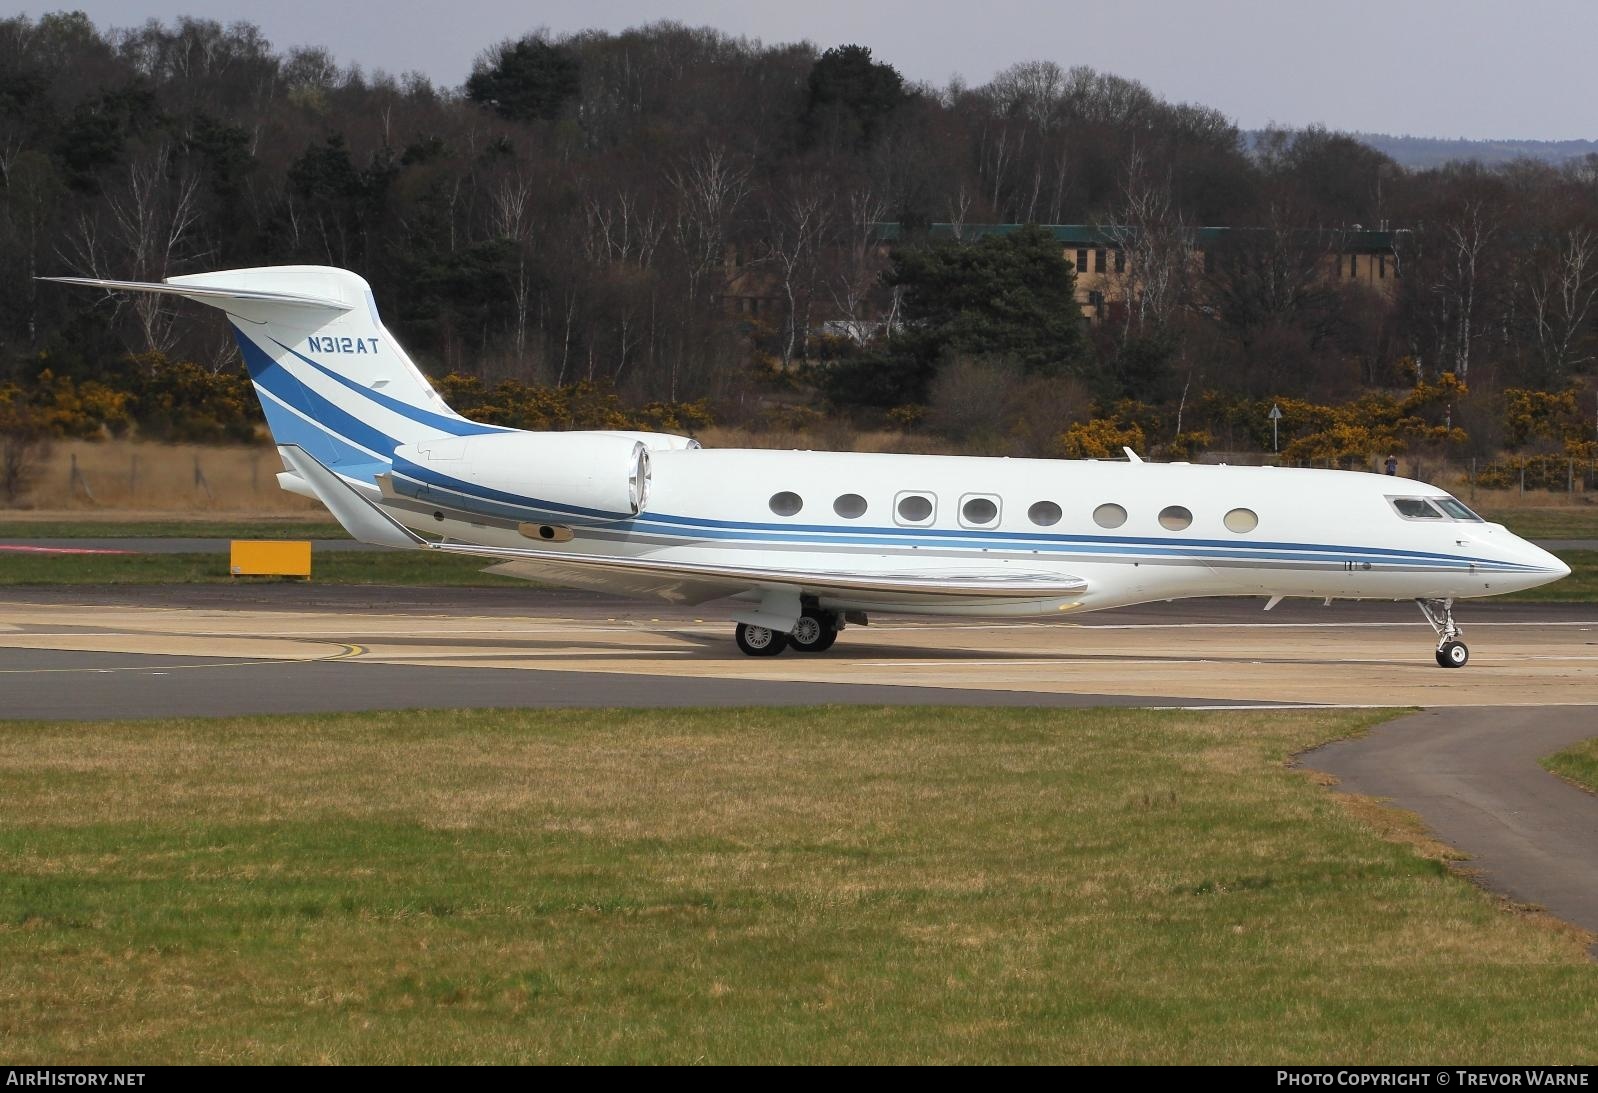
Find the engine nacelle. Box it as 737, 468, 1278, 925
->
391, 430, 689, 520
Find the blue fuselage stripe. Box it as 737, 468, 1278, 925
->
256, 388, 383, 468
394, 463, 1539, 573
235, 331, 398, 458
271, 338, 505, 437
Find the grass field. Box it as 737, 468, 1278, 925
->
1479, 507, 1598, 540
1543, 739, 1598, 795
1498, 550, 1598, 601
0, 551, 524, 587
1, 707, 1595, 1065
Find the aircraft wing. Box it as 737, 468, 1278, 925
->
450, 543, 1088, 606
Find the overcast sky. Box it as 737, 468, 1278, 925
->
17, 0, 1598, 141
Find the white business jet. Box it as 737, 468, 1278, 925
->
47, 266, 1569, 667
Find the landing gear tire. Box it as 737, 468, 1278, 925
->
735, 623, 788, 657
1416, 598, 1469, 670
789, 611, 840, 654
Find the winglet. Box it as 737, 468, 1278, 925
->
276, 445, 425, 549
1123, 446, 1143, 464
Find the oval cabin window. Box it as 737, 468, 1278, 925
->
1028, 501, 1062, 527
1093, 503, 1127, 529
833, 494, 868, 519
769, 491, 803, 517
896, 494, 934, 524
1224, 508, 1259, 533
1158, 505, 1193, 531
960, 496, 999, 526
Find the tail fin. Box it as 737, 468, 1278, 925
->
43, 265, 499, 481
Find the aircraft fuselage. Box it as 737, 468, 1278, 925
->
381, 444, 1568, 616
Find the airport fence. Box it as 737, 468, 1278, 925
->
18, 441, 320, 514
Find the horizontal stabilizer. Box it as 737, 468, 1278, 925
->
277, 445, 424, 549
38, 275, 352, 314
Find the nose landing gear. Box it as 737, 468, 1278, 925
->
1416, 598, 1469, 668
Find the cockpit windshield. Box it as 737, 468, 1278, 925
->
1391, 497, 1444, 519
1390, 495, 1485, 522
1433, 496, 1484, 521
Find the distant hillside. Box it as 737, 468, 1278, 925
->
1245, 130, 1598, 168
1354, 133, 1597, 169
1357, 133, 1598, 168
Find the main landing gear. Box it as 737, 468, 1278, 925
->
734, 622, 788, 656
734, 609, 844, 657
787, 610, 840, 653
1416, 598, 1469, 668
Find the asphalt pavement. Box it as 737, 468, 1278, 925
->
1311, 707, 1598, 938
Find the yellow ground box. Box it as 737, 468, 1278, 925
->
229, 540, 312, 579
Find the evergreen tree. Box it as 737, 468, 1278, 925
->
466, 36, 581, 123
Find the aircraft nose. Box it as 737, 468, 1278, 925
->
1519, 540, 1570, 582
1471, 526, 1572, 589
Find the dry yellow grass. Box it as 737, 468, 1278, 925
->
697, 424, 950, 454
13, 440, 322, 515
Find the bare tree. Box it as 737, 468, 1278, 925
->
981, 120, 1022, 215
827, 184, 889, 344
1435, 198, 1497, 381
1204, 208, 1338, 345
1528, 227, 1598, 378
489, 172, 539, 361
993, 60, 1065, 132
63, 145, 204, 357
665, 145, 749, 310
760, 184, 832, 369
1104, 149, 1189, 335
665, 145, 749, 396
1046, 143, 1072, 224
583, 187, 664, 269
945, 183, 972, 241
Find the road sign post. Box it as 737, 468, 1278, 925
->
1268, 403, 1283, 453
